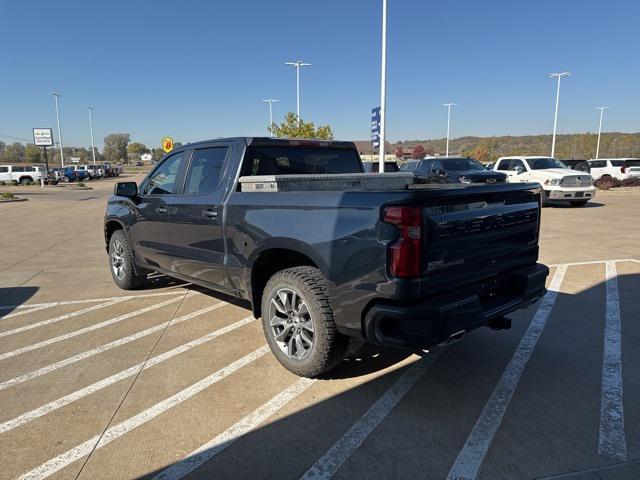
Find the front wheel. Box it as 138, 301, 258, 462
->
108, 230, 146, 290
261, 266, 349, 377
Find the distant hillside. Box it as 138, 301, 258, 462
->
392, 132, 640, 162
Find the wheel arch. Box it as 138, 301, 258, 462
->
250, 246, 325, 319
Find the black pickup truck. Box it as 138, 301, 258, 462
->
104, 137, 548, 377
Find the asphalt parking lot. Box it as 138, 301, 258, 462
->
1, 179, 639, 480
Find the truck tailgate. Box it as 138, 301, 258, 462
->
418, 185, 540, 294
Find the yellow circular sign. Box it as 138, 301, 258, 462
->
162, 137, 174, 153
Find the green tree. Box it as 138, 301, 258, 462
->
269, 112, 334, 140
4, 142, 25, 162
151, 148, 165, 162
0, 140, 5, 160
103, 133, 130, 164
127, 142, 149, 155
24, 144, 42, 163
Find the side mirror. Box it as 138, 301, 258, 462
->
114, 182, 138, 198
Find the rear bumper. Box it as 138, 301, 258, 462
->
363, 263, 549, 348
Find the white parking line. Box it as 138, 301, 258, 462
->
0, 316, 255, 433
0, 302, 228, 392
598, 261, 627, 461
0, 299, 126, 338
1, 305, 54, 320
0, 290, 185, 312
547, 258, 639, 268
300, 349, 443, 480
0, 296, 183, 361
18, 345, 269, 480
153, 377, 316, 480
446, 264, 567, 480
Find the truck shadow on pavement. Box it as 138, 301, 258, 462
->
0, 286, 39, 317
139, 271, 640, 480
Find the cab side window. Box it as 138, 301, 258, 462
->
496, 160, 511, 171
184, 147, 229, 195
142, 151, 186, 195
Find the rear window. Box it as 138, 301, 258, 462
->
241, 146, 363, 176
441, 158, 485, 171
610, 160, 623, 167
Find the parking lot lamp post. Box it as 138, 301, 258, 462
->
377, 0, 388, 170
549, 72, 571, 157
595, 106, 608, 160
285, 61, 311, 124
443, 103, 456, 156
52, 93, 65, 167
88, 107, 97, 165
261, 99, 279, 136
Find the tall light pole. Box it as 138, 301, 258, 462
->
88, 107, 97, 165
52, 93, 65, 167
443, 103, 456, 156
261, 99, 279, 136
549, 72, 571, 157
378, 0, 388, 169
595, 106, 608, 160
285, 60, 311, 123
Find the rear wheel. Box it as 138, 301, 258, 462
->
261, 266, 349, 377
108, 230, 146, 290
570, 200, 588, 207
20, 177, 32, 185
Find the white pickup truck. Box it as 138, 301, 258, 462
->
493, 156, 596, 207
0, 165, 45, 185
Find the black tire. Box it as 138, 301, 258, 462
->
570, 200, 588, 207
20, 177, 32, 185
261, 266, 350, 377
108, 230, 146, 290
540, 190, 550, 207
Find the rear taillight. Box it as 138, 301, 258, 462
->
621, 166, 626, 173
383, 206, 422, 278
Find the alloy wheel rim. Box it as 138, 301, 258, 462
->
268, 288, 314, 360
111, 240, 125, 280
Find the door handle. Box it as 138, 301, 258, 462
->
203, 209, 218, 219
156, 206, 167, 214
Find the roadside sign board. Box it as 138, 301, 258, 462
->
371, 107, 381, 149
162, 137, 174, 153
33, 128, 54, 147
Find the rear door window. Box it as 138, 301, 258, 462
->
184, 147, 229, 194
610, 160, 623, 167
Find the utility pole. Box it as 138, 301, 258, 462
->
52, 93, 65, 167
443, 103, 456, 156
595, 106, 608, 160
549, 72, 571, 157
261, 99, 279, 136
88, 107, 97, 165
378, 0, 388, 170
285, 60, 311, 123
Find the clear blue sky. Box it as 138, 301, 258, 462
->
1, 0, 638, 150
